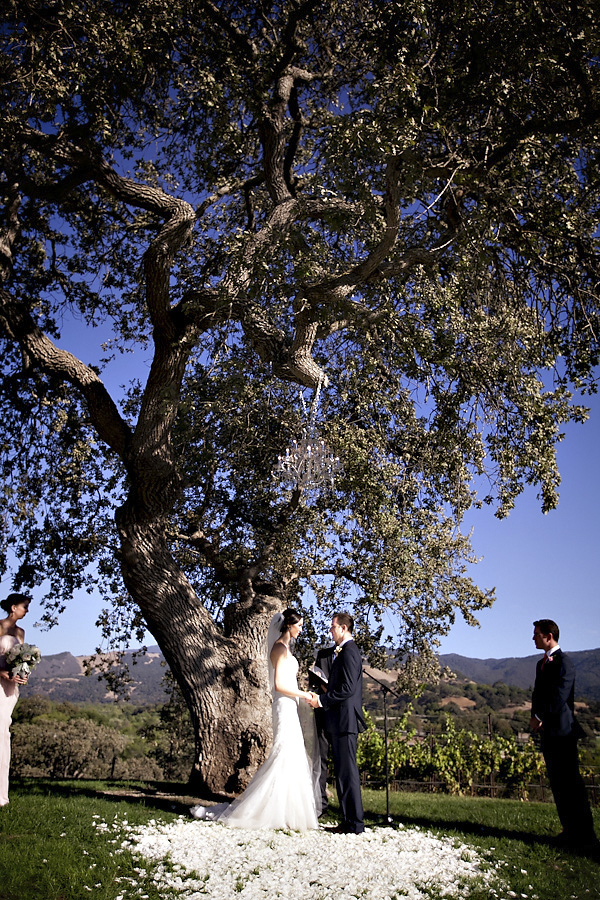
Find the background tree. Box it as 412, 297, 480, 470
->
140, 670, 195, 781
11, 698, 167, 780
1, 0, 599, 792
12, 718, 129, 780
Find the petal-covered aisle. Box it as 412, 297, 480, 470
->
106, 817, 506, 900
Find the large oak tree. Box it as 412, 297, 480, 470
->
1, 0, 599, 792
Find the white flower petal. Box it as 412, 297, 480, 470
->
114, 818, 505, 900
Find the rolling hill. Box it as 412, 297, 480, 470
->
19, 647, 167, 705
438, 648, 600, 701
19, 645, 600, 705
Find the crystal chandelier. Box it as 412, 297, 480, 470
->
273, 379, 341, 492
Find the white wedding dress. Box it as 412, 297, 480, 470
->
0, 634, 20, 806
192, 646, 318, 831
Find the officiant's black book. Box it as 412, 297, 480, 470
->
309, 665, 329, 686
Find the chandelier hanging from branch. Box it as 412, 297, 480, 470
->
273, 379, 341, 493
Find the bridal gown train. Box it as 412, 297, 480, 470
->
0, 634, 20, 806
192, 652, 318, 830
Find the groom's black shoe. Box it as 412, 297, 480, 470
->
323, 823, 364, 835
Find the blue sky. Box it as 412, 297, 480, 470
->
438, 392, 600, 659
17, 384, 599, 663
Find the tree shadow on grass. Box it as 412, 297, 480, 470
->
13, 778, 600, 861
360, 806, 600, 861
12, 776, 231, 817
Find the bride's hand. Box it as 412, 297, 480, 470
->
1, 671, 26, 684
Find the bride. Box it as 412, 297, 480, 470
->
192, 609, 319, 830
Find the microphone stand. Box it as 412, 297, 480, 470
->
362, 667, 403, 826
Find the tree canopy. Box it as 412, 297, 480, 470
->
1, 0, 599, 789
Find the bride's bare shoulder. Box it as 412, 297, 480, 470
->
269, 641, 288, 664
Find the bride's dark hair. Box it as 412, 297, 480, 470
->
0, 593, 30, 614
279, 608, 302, 633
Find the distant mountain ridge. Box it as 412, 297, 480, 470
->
439, 648, 600, 701
20, 646, 167, 705
20, 645, 600, 704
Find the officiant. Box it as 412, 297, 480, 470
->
309, 642, 335, 816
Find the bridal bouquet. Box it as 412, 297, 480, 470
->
5, 642, 42, 680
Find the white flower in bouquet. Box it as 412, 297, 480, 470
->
5, 642, 42, 679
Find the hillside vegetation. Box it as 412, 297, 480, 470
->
13, 656, 600, 795
21, 646, 600, 706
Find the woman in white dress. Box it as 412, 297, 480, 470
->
192, 609, 319, 830
0, 593, 30, 806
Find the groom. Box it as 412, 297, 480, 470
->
309, 612, 365, 834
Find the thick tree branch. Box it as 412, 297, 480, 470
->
283, 84, 303, 196
0, 182, 20, 281
302, 155, 407, 305
177, 485, 303, 596
0, 288, 132, 459
0, 182, 132, 457
196, 0, 259, 60
259, 66, 315, 205
272, 0, 321, 80
485, 107, 600, 169
178, 529, 238, 585
245, 488, 303, 581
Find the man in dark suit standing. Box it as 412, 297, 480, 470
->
529, 619, 596, 848
308, 643, 335, 816
309, 612, 365, 834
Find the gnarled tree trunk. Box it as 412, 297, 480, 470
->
116, 513, 280, 794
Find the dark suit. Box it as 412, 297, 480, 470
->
320, 639, 366, 833
531, 648, 595, 841
309, 646, 335, 814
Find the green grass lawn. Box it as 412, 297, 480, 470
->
363, 789, 600, 899
0, 779, 598, 900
